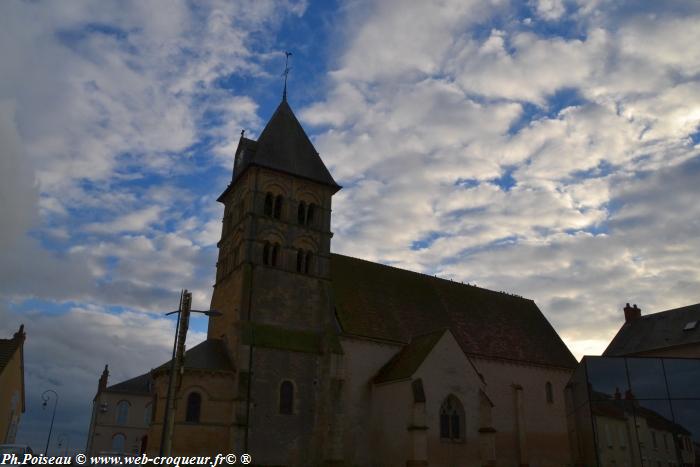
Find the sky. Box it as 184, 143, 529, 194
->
1, 0, 699, 454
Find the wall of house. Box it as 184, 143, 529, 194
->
88, 391, 151, 455
414, 333, 486, 467
632, 342, 700, 358
340, 337, 403, 466
147, 369, 235, 457
471, 357, 574, 467
0, 346, 22, 444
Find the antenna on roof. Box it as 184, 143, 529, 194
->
282, 51, 292, 102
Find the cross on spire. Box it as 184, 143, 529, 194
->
282, 51, 292, 102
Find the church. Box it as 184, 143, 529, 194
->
87, 94, 578, 467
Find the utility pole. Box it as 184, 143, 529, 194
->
160, 290, 191, 456
159, 290, 221, 456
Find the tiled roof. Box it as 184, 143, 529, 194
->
604, 303, 700, 356
106, 372, 151, 395
0, 338, 21, 374
330, 254, 578, 369
155, 339, 233, 373
229, 100, 339, 190
374, 330, 445, 383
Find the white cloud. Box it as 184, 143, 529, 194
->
303, 0, 700, 361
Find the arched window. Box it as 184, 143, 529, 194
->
274, 195, 283, 219
297, 201, 306, 224
545, 381, 554, 404
279, 381, 294, 414
306, 203, 315, 225
296, 249, 304, 272
271, 243, 279, 266
116, 400, 129, 425
264, 193, 273, 216
439, 395, 465, 441
111, 433, 126, 453
186, 392, 201, 423
262, 242, 270, 265
304, 252, 313, 274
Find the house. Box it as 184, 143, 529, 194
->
0, 324, 25, 444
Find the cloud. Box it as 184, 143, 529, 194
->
0, 0, 306, 449
302, 0, 700, 360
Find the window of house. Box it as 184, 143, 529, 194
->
152, 396, 157, 423
439, 395, 465, 441
296, 249, 304, 272
111, 434, 126, 453
297, 201, 306, 224
263, 242, 270, 265
652, 431, 657, 449
545, 381, 554, 403
264, 193, 273, 216
280, 381, 294, 414
271, 243, 279, 266
116, 401, 129, 425
306, 203, 316, 226
304, 252, 313, 274
144, 403, 152, 426
186, 392, 201, 423
274, 195, 283, 219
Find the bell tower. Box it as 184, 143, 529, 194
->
207, 98, 344, 466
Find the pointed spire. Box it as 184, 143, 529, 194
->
282, 51, 292, 102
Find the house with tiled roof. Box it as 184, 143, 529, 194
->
101, 95, 578, 466
0, 324, 25, 444
604, 302, 700, 357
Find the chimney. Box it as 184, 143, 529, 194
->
13, 324, 26, 343
98, 364, 109, 394
624, 303, 641, 323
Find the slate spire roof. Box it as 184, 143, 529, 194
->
228, 100, 340, 191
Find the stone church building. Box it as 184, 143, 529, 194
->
89, 97, 578, 466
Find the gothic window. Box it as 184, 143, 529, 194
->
264, 193, 273, 216
439, 395, 465, 441
306, 203, 316, 226
296, 249, 304, 272
279, 381, 294, 414
111, 433, 126, 453
304, 251, 313, 274
116, 400, 129, 425
186, 392, 201, 423
545, 381, 554, 404
298, 201, 306, 224
263, 242, 271, 265
271, 243, 280, 266
274, 195, 283, 219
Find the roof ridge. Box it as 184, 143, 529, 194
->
330, 253, 533, 302
634, 302, 700, 320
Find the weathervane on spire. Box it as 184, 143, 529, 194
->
282, 51, 292, 102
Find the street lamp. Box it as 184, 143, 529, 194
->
57, 433, 70, 456
159, 289, 221, 456
41, 389, 59, 455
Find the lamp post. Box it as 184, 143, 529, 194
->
159, 289, 221, 456
57, 433, 70, 456
41, 389, 59, 455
